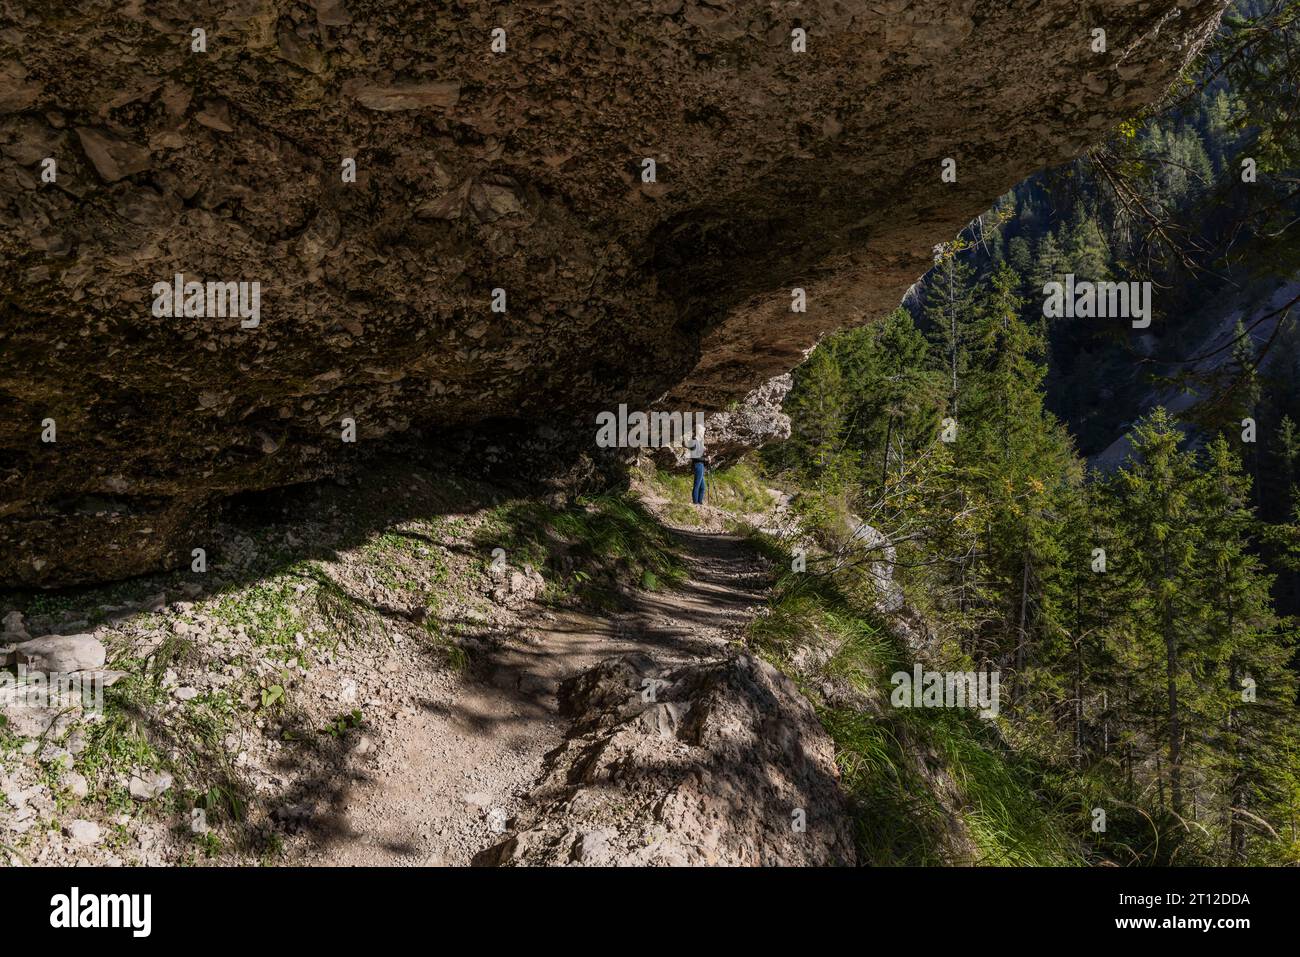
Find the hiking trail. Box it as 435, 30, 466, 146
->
297, 500, 773, 866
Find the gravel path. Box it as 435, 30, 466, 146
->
298, 506, 771, 866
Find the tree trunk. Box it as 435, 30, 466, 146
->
1074, 576, 1084, 769
1165, 609, 1183, 818
881, 414, 894, 494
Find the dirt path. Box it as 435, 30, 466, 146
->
298, 506, 772, 866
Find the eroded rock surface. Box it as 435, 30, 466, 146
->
653, 372, 793, 468
476, 652, 856, 866
0, 0, 1227, 583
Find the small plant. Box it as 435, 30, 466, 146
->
322, 709, 363, 737
260, 832, 285, 864
259, 684, 283, 709
195, 831, 222, 858
198, 783, 247, 826
257, 671, 289, 711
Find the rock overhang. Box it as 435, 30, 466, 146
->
0, 0, 1228, 584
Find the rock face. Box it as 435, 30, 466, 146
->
476, 652, 856, 866
653, 373, 793, 468
0, 1, 1227, 584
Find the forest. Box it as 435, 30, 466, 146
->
763, 0, 1300, 864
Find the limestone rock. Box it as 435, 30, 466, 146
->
128, 771, 174, 802
74, 127, 151, 182
0, 1, 1230, 585
353, 82, 461, 112
476, 652, 856, 866
489, 566, 545, 608
64, 771, 90, 800
14, 633, 106, 673
655, 374, 794, 469
850, 519, 905, 614
65, 819, 101, 845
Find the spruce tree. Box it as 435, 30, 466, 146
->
1112, 408, 1205, 825
922, 243, 979, 417
1194, 436, 1300, 862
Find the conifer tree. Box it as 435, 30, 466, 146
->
1111, 409, 1205, 823
1193, 436, 1299, 862
776, 346, 847, 480
923, 243, 979, 417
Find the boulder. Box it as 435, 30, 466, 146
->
14, 633, 106, 673
64, 819, 101, 846
489, 566, 545, 609
654, 374, 794, 469
73, 126, 151, 182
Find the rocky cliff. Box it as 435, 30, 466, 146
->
0, 0, 1227, 585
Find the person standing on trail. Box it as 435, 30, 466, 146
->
689, 423, 707, 506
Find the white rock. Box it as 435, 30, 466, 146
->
573, 828, 617, 863
64, 771, 90, 800
81, 669, 128, 687
14, 634, 106, 673
2, 704, 78, 739
39, 746, 73, 768
128, 771, 173, 801
65, 819, 100, 845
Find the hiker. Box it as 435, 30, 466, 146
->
689, 424, 706, 505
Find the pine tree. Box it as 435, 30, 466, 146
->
1194, 436, 1300, 862
1112, 408, 1205, 825
1063, 209, 1113, 283
775, 346, 847, 480
1008, 235, 1032, 273
870, 308, 945, 492
1226, 319, 1262, 505
1029, 231, 1069, 296
922, 243, 979, 417
958, 263, 1081, 696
